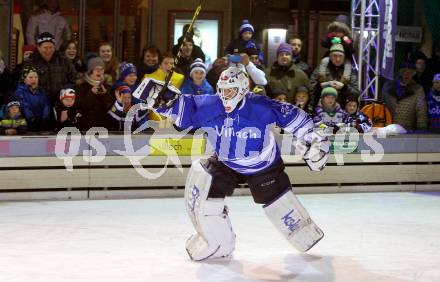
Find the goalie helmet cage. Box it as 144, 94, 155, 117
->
351, 0, 381, 101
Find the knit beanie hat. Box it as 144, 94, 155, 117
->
87, 56, 105, 74
118, 62, 137, 82
321, 87, 338, 98
60, 88, 76, 101
277, 43, 293, 56
20, 65, 38, 82
295, 86, 309, 96
6, 101, 20, 109
433, 73, 440, 82
37, 32, 56, 45
329, 43, 345, 55
190, 58, 207, 77
239, 19, 254, 35
117, 84, 131, 95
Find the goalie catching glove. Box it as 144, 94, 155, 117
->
301, 129, 330, 172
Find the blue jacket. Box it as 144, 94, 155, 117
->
14, 83, 51, 123
427, 89, 440, 131
180, 78, 215, 95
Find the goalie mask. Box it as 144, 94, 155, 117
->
217, 67, 249, 113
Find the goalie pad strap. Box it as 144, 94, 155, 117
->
263, 188, 324, 252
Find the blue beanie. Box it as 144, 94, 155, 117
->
240, 19, 254, 35
119, 62, 137, 82
277, 43, 292, 56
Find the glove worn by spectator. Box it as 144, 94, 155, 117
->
301, 130, 330, 171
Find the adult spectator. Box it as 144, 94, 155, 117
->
26, 0, 71, 50
0, 49, 15, 106
225, 19, 263, 63
288, 37, 312, 76
310, 43, 359, 107
174, 36, 198, 76
137, 45, 160, 82
172, 24, 205, 62
381, 62, 428, 131
265, 43, 309, 104
410, 51, 433, 94
75, 56, 114, 131
98, 42, 119, 86
206, 56, 228, 90
144, 52, 184, 89
60, 40, 86, 75
25, 32, 77, 104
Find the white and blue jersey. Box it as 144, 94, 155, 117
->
156, 93, 314, 175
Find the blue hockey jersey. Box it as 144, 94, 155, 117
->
156, 93, 314, 175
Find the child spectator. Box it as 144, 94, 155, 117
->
313, 87, 347, 133
137, 45, 160, 81
225, 19, 263, 62
115, 62, 138, 92
14, 66, 52, 132
12, 45, 35, 87
427, 74, 440, 133
107, 84, 148, 132
180, 58, 214, 95
0, 101, 27, 135
54, 88, 81, 130
321, 18, 354, 57
75, 56, 114, 131
294, 86, 313, 114
344, 95, 372, 133
270, 88, 289, 103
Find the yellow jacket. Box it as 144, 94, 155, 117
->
143, 69, 184, 123
143, 68, 184, 89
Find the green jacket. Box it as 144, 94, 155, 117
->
0, 115, 27, 135
265, 62, 309, 104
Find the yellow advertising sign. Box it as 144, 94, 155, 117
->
149, 138, 206, 156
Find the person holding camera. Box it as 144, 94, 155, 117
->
75, 56, 114, 131
227, 48, 267, 94
310, 42, 359, 108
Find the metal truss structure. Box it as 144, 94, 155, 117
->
351, 0, 381, 100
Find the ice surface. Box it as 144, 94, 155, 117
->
0, 192, 439, 282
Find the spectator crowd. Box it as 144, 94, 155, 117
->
1, 12, 440, 136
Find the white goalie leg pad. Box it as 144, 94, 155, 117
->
185, 159, 236, 261
263, 188, 324, 252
